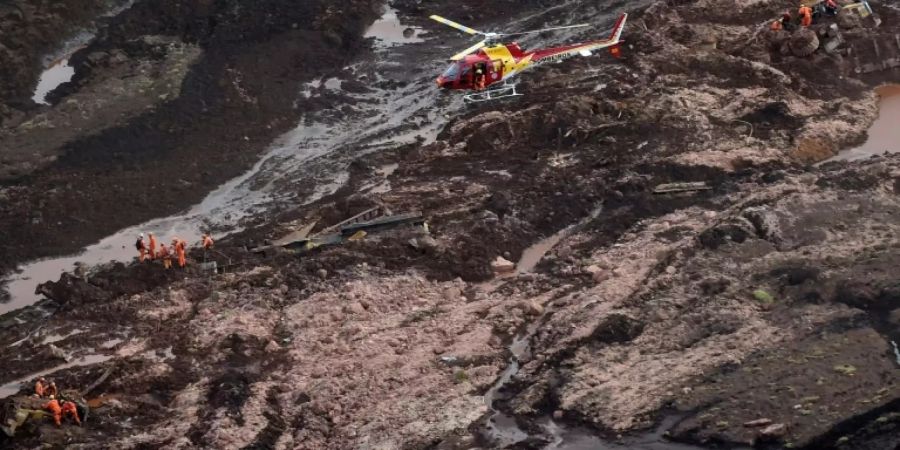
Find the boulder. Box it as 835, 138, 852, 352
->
491, 256, 516, 274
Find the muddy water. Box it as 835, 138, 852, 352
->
1, 5, 455, 316
32, 59, 76, 105
0, 354, 112, 399
364, 5, 425, 47
828, 85, 900, 162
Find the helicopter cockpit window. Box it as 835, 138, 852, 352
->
442, 64, 461, 80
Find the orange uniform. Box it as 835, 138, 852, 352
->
45, 382, 57, 398
34, 379, 46, 397
159, 244, 172, 269
799, 5, 812, 27
44, 399, 62, 426
136, 236, 147, 262
771, 20, 783, 31
173, 239, 186, 268
202, 234, 214, 249
61, 401, 81, 425
148, 233, 158, 260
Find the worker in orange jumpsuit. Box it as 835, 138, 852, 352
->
61, 400, 81, 425
770, 19, 783, 31
172, 238, 186, 268
798, 4, 813, 27
201, 234, 214, 250
44, 396, 62, 426
136, 234, 148, 262
45, 381, 58, 398
34, 377, 47, 397
158, 243, 172, 269
148, 232, 158, 260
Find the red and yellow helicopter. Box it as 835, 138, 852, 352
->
430, 13, 628, 102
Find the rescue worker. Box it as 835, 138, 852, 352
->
159, 243, 172, 269
770, 18, 783, 31
148, 232, 158, 260
44, 395, 62, 426
45, 381, 58, 398
172, 238, 187, 268
781, 11, 797, 32
136, 233, 147, 262
34, 377, 47, 397
824, 0, 839, 15
60, 400, 81, 426
799, 4, 813, 27
474, 67, 486, 91
201, 234, 214, 250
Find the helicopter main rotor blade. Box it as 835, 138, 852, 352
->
499, 23, 591, 37
450, 40, 487, 61
429, 15, 483, 36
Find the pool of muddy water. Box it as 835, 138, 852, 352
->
828, 85, 900, 162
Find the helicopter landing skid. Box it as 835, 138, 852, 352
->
463, 83, 522, 103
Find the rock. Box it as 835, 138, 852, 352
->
343, 302, 366, 315
265, 340, 280, 353
665, 266, 677, 275
47, 344, 68, 361
744, 418, 773, 427
759, 423, 786, 438
552, 410, 564, 420
442, 287, 461, 303
317, 269, 328, 279
524, 301, 544, 316
491, 256, 516, 274
789, 28, 819, 57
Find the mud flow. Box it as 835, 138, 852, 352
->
2, 0, 900, 449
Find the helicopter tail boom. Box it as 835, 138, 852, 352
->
530, 13, 627, 63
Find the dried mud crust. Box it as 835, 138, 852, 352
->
1, 0, 900, 448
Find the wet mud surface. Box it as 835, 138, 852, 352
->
1, 0, 900, 449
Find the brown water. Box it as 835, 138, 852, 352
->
828, 85, 900, 162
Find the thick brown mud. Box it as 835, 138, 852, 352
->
2, 0, 900, 449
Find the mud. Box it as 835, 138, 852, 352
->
1, 0, 900, 449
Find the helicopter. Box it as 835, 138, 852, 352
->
430, 13, 628, 103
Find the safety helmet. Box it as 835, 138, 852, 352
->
139, 233, 144, 238
49, 395, 55, 399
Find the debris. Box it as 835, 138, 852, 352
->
340, 212, 424, 236
753, 289, 775, 304
833, 364, 857, 375
347, 230, 367, 241
491, 256, 516, 274
744, 418, 773, 427
440, 355, 458, 364
47, 344, 68, 362
82, 366, 115, 397
653, 182, 711, 194
760, 423, 787, 438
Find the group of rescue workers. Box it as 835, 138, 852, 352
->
771, 0, 840, 31
134, 233, 214, 269
34, 377, 81, 427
